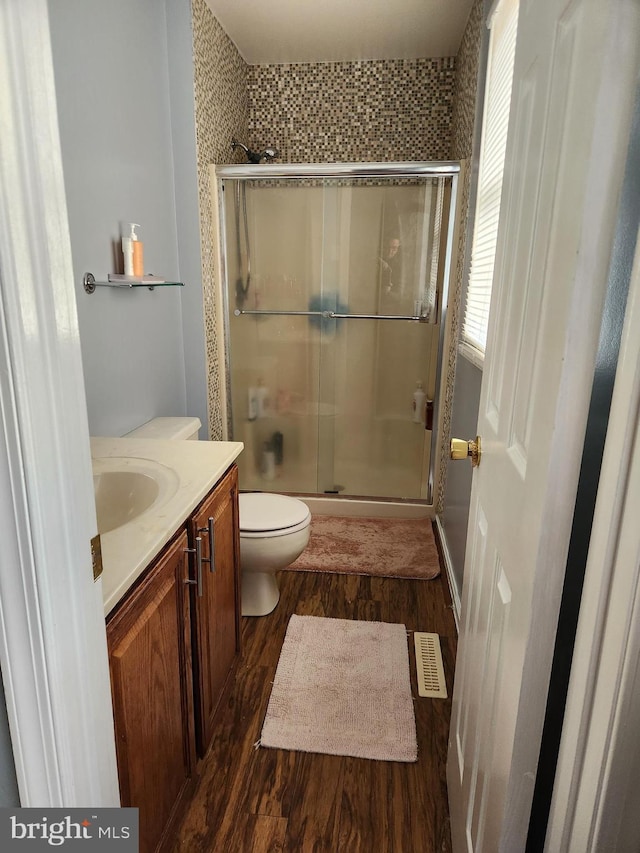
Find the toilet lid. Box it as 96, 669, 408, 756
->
239, 493, 311, 533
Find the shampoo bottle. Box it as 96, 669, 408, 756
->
256, 378, 269, 418
247, 386, 258, 421
272, 431, 284, 465
412, 381, 426, 424
261, 441, 276, 480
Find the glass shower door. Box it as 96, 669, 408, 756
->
224, 179, 326, 493
315, 178, 445, 499
222, 172, 450, 501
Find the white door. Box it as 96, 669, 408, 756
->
447, 1, 640, 851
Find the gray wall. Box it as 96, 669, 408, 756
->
439, 0, 489, 605
48, 0, 206, 438
166, 0, 209, 438
440, 356, 482, 596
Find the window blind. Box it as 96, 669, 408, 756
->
461, 0, 519, 365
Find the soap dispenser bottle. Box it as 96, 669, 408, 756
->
121, 223, 137, 277
130, 223, 144, 277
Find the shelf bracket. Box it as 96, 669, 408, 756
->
83, 271, 184, 294
83, 272, 97, 294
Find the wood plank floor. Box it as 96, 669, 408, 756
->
172, 567, 457, 852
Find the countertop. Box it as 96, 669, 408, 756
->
91, 437, 243, 616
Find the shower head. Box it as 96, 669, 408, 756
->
261, 146, 279, 162
231, 138, 280, 164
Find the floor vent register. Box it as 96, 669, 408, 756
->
414, 632, 447, 698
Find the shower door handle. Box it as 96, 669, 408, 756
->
425, 399, 434, 431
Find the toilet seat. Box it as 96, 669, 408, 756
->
239, 493, 311, 539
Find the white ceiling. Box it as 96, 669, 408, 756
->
204, 0, 476, 65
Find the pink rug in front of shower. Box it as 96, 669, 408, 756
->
287, 515, 441, 580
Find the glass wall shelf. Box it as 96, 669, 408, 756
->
83, 272, 184, 294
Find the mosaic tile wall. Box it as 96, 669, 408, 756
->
438, 0, 484, 512
247, 58, 456, 163
450, 0, 484, 163
192, 0, 249, 440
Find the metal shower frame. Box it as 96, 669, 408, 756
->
215, 160, 460, 504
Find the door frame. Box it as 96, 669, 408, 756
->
0, 0, 119, 806
544, 224, 640, 849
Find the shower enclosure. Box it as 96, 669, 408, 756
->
215, 162, 459, 503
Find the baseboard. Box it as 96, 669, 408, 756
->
301, 496, 433, 519
434, 515, 461, 631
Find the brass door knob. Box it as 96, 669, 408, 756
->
450, 436, 481, 467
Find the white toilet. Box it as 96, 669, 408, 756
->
239, 493, 311, 617
125, 416, 202, 442
124, 417, 311, 617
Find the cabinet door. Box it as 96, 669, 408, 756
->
190, 464, 241, 757
107, 531, 195, 853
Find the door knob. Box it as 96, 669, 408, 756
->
450, 436, 481, 467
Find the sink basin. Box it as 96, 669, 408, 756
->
93, 457, 180, 534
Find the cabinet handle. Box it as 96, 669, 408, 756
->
183, 536, 203, 597
199, 516, 216, 574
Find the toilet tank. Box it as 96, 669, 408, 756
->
124, 417, 202, 441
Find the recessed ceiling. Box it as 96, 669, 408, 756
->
204, 0, 475, 64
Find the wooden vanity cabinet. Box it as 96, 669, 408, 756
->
106, 463, 241, 851
188, 463, 241, 757
106, 530, 196, 853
